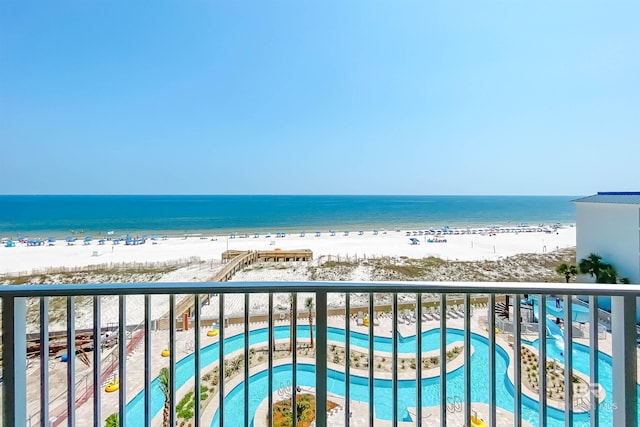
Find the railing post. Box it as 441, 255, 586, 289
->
440, 293, 447, 427
2, 296, 27, 427
67, 296, 77, 426
119, 295, 127, 427
488, 294, 497, 427
611, 296, 638, 426
588, 296, 598, 427
464, 293, 471, 425
40, 297, 50, 427
315, 290, 327, 427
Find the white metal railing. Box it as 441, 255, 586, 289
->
1, 281, 639, 427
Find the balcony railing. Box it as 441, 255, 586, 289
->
1, 281, 639, 427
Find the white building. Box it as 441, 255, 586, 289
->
573, 191, 640, 284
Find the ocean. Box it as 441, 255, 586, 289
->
0, 195, 578, 238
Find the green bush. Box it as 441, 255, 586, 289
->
105, 413, 118, 427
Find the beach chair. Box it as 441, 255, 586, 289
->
451, 304, 462, 318
402, 309, 412, 324
357, 311, 364, 326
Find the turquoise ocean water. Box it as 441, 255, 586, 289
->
0, 195, 577, 238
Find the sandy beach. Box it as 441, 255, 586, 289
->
1, 225, 575, 276
3, 225, 576, 333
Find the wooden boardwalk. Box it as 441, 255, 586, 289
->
160, 249, 312, 329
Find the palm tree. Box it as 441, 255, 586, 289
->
578, 253, 606, 282
598, 264, 619, 284
305, 297, 314, 348
158, 367, 170, 427
555, 263, 578, 283
578, 253, 629, 284
296, 399, 311, 422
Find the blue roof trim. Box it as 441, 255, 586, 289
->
597, 191, 640, 196
573, 193, 640, 205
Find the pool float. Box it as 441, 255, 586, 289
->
485, 327, 499, 334
207, 329, 219, 337
161, 348, 170, 357
471, 414, 486, 427
105, 379, 119, 393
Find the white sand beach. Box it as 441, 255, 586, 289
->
1, 225, 575, 275
3, 225, 576, 332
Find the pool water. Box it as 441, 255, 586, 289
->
125, 326, 638, 427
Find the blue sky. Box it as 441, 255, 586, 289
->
1, 1, 638, 195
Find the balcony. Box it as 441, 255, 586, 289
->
2, 281, 639, 427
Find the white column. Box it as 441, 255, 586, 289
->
2, 296, 27, 426
611, 296, 638, 426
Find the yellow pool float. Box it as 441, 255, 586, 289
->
161, 348, 170, 357
207, 329, 219, 337
105, 379, 119, 393
485, 327, 499, 334
471, 415, 486, 427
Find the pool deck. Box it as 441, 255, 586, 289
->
26, 304, 634, 427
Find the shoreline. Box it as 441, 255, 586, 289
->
0, 222, 575, 241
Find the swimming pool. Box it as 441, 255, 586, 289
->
125, 326, 638, 427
